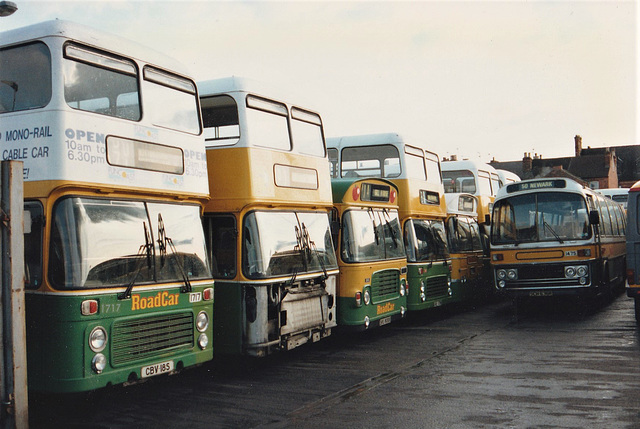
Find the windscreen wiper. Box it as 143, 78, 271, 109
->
543, 217, 564, 244
382, 208, 399, 248
119, 221, 153, 300
302, 223, 328, 281
367, 207, 380, 245
157, 214, 192, 293
294, 224, 310, 272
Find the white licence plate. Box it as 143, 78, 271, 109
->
141, 360, 174, 378
379, 316, 391, 326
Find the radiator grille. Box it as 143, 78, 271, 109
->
111, 312, 193, 366
371, 269, 399, 303
425, 275, 449, 299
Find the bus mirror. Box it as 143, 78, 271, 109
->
589, 210, 600, 225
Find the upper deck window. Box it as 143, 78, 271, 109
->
246, 95, 290, 151
291, 107, 325, 157
0, 42, 51, 113
64, 43, 140, 120
443, 170, 475, 193
201, 95, 240, 146
144, 66, 200, 134
341, 144, 400, 178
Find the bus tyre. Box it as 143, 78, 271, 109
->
635, 298, 640, 325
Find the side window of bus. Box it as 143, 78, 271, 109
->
478, 173, 492, 196
246, 95, 290, 151
490, 173, 500, 195
611, 200, 624, 236
63, 43, 140, 120
425, 153, 442, 185
24, 202, 44, 289
597, 196, 613, 236
405, 152, 426, 181
291, 107, 325, 157
201, 95, 240, 147
202, 214, 237, 279
0, 42, 52, 114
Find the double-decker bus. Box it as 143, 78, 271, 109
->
327, 133, 452, 312
441, 159, 501, 228
198, 77, 338, 356
445, 193, 489, 302
1, 20, 214, 392
624, 182, 640, 321
331, 177, 407, 329
496, 169, 521, 188
490, 178, 626, 302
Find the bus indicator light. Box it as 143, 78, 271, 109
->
81, 300, 98, 316
355, 291, 362, 307
390, 189, 396, 204
577, 249, 591, 257
203, 287, 213, 301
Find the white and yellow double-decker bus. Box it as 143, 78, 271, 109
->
328, 133, 452, 312
199, 77, 338, 356
445, 193, 490, 302
331, 178, 407, 329
1, 20, 214, 392
490, 178, 626, 301
441, 159, 501, 228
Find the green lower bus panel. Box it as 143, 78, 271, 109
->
26, 284, 214, 393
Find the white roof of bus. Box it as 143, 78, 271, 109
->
496, 169, 520, 182
197, 76, 322, 114
598, 188, 629, 196
440, 159, 499, 174
326, 132, 439, 158
1, 20, 192, 76
327, 133, 404, 148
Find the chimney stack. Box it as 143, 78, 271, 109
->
523, 152, 532, 173
575, 135, 582, 156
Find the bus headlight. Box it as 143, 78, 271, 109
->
363, 289, 371, 305
198, 333, 209, 350
92, 353, 106, 374
89, 326, 107, 352
565, 267, 577, 278
577, 266, 588, 277
196, 311, 209, 332
400, 282, 406, 296
506, 269, 517, 280
364, 315, 370, 329
420, 281, 425, 293
496, 269, 507, 280
498, 280, 506, 288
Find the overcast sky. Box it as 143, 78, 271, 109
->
3, 0, 637, 163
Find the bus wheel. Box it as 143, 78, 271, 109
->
635, 298, 640, 325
